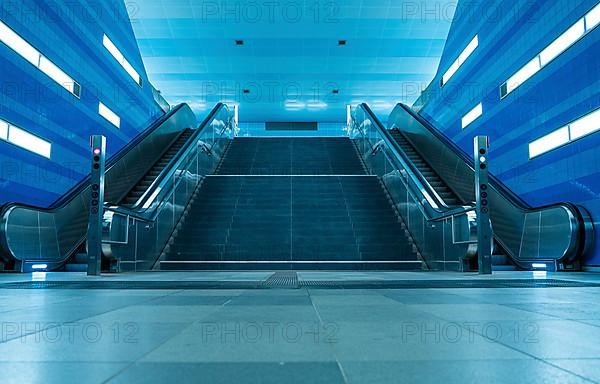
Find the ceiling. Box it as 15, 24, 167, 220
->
131, 0, 456, 122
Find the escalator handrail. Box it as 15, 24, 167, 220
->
394, 103, 587, 216
129, 103, 228, 210
392, 103, 591, 263
108, 103, 232, 218
357, 103, 466, 213
0, 105, 186, 217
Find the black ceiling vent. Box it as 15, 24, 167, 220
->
235, 40, 244, 46
266, 122, 318, 131
338, 40, 347, 46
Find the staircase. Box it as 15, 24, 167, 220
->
216, 137, 366, 175
160, 137, 423, 271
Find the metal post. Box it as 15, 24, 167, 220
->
87, 135, 106, 276
474, 136, 492, 275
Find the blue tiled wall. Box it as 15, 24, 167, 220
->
417, 0, 600, 266
0, 0, 162, 207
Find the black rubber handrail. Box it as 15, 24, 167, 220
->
359, 103, 456, 210
131, 103, 226, 210
397, 103, 586, 213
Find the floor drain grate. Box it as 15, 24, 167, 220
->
263, 271, 300, 289
262, 272, 299, 288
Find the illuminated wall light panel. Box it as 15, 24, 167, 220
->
529, 127, 570, 159
585, 3, 600, 30
461, 103, 483, 129
569, 108, 600, 140
0, 20, 80, 98
0, 118, 52, 158
0, 120, 8, 141
103, 34, 142, 86
441, 35, 479, 86
540, 20, 585, 66
529, 107, 600, 159
502, 4, 600, 98
98, 102, 121, 128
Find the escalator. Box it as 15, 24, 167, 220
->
120, 128, 193, 207
352, 103, 594, 271
388, 130, 462, 206
0, 104, 199, 272
64, 128, 195, 272
388, 129, 516, 270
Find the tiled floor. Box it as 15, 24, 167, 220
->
1, 271, 600, 383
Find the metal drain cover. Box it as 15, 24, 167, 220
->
262, 272, 299, 288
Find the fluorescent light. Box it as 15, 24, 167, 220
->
532, 263, 547, 269
529, 126, 569, 158
102, 35, 124, 63
441, 35, 479, 86
586, 3, 600, 30
461, 103, 483, 129
0, 21, 40, 65
505, 57, 541, 95
98, 102, 121, 128
0, 120, 8, 140
121, 59, 142, 85
569, 108, 600, 140
103, 34, 142, 86
0, 21, 80, 98
529, 108, 600, 159
8, 125, 52, 158
502, 10, 597, 98
31, 264, 48, 270
38, 56, 77, 95
285, 101, 306, 110
442, 60, 460, 85
540, 20, 585, 66
458, 35, 479, 65
307, 101, 327, 109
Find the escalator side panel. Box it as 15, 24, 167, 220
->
0, 105, 198, 267
387, 104, 588, 268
